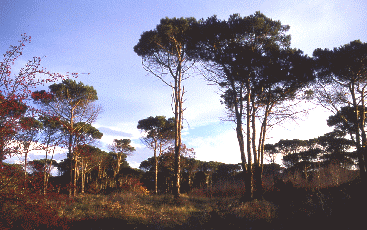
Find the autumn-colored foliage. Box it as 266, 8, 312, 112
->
0, 34, 71, 163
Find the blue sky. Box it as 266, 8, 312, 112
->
1, 0, 366, 168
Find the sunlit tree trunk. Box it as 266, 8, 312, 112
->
173, 52, 183, 198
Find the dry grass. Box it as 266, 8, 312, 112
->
53, 192, 213, 228
51, 190, 280, 229
1, 164, 362, 229
231, 199, 277, 222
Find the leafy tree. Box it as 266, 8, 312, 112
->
32, 80, 102, 196
0, 96, 28, 164
0, 35, 65, 163
134, 17, 199, 197
275, 134, 355, 181
137, 116, 174, 194
318, 130, 356, 168
109, 139, 135, 178
190, 12, 314, 200
313, 40, 367, 181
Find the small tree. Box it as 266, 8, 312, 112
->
137, 116, 174, 194
109, 139, 135, 179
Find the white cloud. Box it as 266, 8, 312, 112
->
187, 129, 241, 164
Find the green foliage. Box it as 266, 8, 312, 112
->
134, 17, 198, 58
32, 80, 102, 173
109, 139, 135, 155
327, 106, 364, 135
313, 40, 367, 180
313, 40, 367, 83
48, 79, 98, 104
274, 133, 356, 176
137, 116, 175, 143
189, 12, 315, 200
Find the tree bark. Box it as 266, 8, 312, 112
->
173, 52, 183, 198
246, 79, 254, 200
154, 139, 158, 194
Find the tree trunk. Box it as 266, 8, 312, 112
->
360, 88, 367, 180
173, 59, 183, 198
246, 79, 254, 200
154, 140, 158, 194
81, 158, 85, 194
73, 156, 78, 196
24, 147, 28, 190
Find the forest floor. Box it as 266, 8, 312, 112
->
1, 173, 366, 230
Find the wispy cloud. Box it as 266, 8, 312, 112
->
98, 127, 132, 137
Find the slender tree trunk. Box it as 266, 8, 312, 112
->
81, 158, 85, 194
73, 156, 78, 196
360, 88, 367, 180
43, 140, 49, 195
24, 147, 29, 191
173, 58, 183, 198
246, 79, 254, 200
69, 133, 74, 196
228, 77, 250, 201
154, 139, 158, 194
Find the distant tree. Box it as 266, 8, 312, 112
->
29, 158, 58, 193
32, 80, 102, 196
212, 163, 242, 183
75, 144, 106, 193
137, 116, 174, 194
109, 139, 135, 179
190, 12, 314, 200
313, 40, 367, 182
38, 116, 63, 194
29, 159, 58, 175
17, 117, 43, 188
134, 17, 199, 197
195, 161, 222, 189
264, 144, 277, 164
71, 123, 102, 194
139, 143, 195, 193
276, 134, 355, 180
321, 122, 357, 168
